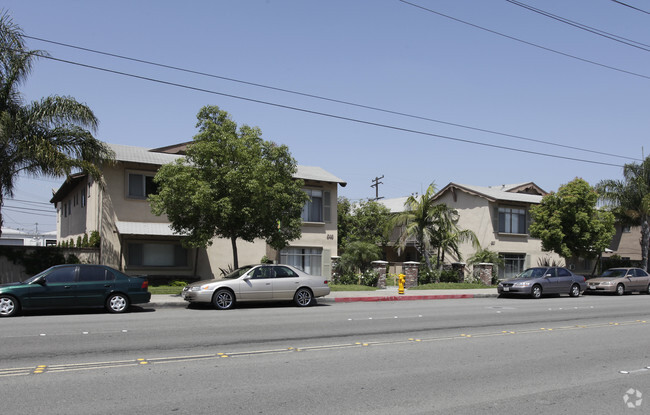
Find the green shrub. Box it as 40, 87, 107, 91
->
418, 268, 438, 285
360, 269, 379, 287
89, 231, 101, 248
169, 280, 188, 287
336, 273, 359, 285
439, 269, 459, 283
22, 249, 66, 275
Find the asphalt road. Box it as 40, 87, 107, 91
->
2, 294, 650, 414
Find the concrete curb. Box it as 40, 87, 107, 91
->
147, 291, 499, 308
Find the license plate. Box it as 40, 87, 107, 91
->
589, 285, 596, 289
503, 287, 510, 292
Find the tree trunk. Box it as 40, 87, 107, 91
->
231, 236, 239, 269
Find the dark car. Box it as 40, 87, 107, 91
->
497, 267, 587, 299
0, 264, 151, 317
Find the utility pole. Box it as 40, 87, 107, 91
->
370, 175, 384, 201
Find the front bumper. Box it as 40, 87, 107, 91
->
585, 284, 616, 293
181, 289, 214, 303
497, 285, 532, 295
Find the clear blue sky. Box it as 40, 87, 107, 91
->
4, 0, 649, 234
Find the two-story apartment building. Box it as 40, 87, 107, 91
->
50, 143, 346, 281
381, 182, 561, 279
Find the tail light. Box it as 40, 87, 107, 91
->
324, 280, 329, 285
141, 280, 149, 289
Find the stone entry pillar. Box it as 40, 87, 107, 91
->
476, 263, 493, 285
402, 261, 420, 288
372, 260, 388, 288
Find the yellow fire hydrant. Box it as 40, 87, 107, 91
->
398, 273, 406, 295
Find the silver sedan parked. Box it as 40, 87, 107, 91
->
181, 264, 330, 310
585, 268, 650, 295
497, 267, 587, 299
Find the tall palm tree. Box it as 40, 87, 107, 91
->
392, 183, 478, 271
432, 205, 480, 266
0, 12, 113, 233
597, 156, 650, 272
392, 183, 439, 269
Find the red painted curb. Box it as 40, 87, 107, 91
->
334, 294, 475, 302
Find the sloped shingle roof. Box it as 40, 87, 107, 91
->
108, 143, 346, 185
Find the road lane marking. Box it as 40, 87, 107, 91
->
1, 319, 647, 378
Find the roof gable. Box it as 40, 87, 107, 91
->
434, 182, 546, 204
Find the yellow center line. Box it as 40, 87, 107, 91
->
0, 319, 645, 378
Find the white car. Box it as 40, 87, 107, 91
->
181, 264, 330, 310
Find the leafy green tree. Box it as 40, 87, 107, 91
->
337, 197, 391, 252
338, 240, 382, 275
0, 12, 113, 233
530, 178, 615, 261
597, 156, 650, 271
149, 105, 308, 268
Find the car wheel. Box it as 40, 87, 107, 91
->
0, 295, 19, 317
213, 289, 235, 310
646, 284, 650, 295
531, 285, 542, 299
294, 287, 314, 307
616, 284, 625, 296
106, 293, 130, 313
569, 284, 581, 297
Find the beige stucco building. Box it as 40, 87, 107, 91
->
381, 182, 562, 279
50, 143, 346, 282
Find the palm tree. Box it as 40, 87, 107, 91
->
0, 11, 113, 233
597, 156, 650, 272
429, 203, 479, 267
392, 183, 479, 273
392, 183, 439, 269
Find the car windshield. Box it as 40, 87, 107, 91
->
517, 268, 548, 279
223, 265, 254, 279
600, 269, 627, 278
22, 268, 50, 284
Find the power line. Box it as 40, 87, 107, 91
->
28, 51, 626, 168
3, 206, 56, 217
398, 0, 650, 81
3, 204, 55, 214
506, 0, 650, 51
7, 198, 52, 207
22, 35, 641, 162
610, 0, 650, 15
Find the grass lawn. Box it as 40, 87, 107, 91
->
410, 282, 493, 290
149, 286, 184, 295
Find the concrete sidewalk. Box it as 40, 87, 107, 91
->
148, 287, 499, 308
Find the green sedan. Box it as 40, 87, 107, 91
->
0, 264, 151, 317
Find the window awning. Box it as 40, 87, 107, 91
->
115, 221, 183, 237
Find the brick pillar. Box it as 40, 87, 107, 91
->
372, 260, 388, 288
476, 263, 493, 285
402, 261, 420, 288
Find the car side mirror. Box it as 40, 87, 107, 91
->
34, 276, 46, 285
545, 274, 552, 278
